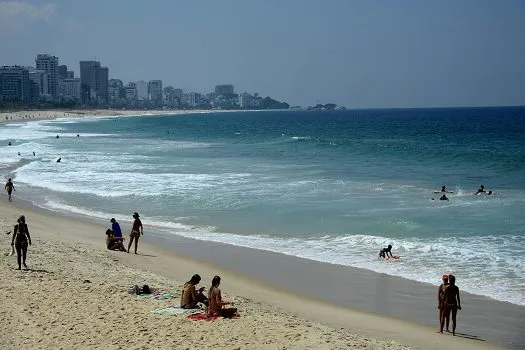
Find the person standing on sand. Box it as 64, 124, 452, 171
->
127, 212, 143, 254
440, 275, 462, 335
5, 178, 15, 201
437, 274, 450, 332
11, 215, 32, 270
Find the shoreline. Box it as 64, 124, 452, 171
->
0, 108, 216, 125
1, 194, 518, 349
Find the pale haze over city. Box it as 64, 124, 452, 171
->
1, 0, 524, 108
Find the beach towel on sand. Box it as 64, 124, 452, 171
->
151, 306, 195, 316
187, 312, 219, 321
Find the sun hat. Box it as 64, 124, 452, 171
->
133, 212, 140, 218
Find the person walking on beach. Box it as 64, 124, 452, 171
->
440, 275, 462, 335
127, 212, 143, 254
11, 215, 32, 270
438, 274, 450, 332
5, 178, 15, 201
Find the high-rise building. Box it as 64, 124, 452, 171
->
188, 92, 201, 106
238, 92, 253, 108
58, 78, 81, 100
28, 67, 48, 96
58, 64, 68, 80
148, 80, 163, 102
215, 84, 234, 96
66, 71, 74, 79
0, 66, 32, 103
79, 60, 109, 104
35, 54, 59, 97
135, 80, 148, 100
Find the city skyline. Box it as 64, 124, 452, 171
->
1, 0, 525, 108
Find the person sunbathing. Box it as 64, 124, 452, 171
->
105, 229, 126, 251
180, 274, 208, 309
208, 275, 237, 318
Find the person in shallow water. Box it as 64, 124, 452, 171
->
440, 194, 449, 201
379, 244, 393, 258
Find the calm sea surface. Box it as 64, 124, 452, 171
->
1, 108, 524, 305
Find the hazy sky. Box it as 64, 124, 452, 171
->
1, 0, 524, 108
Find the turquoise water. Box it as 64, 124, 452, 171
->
1, 108, 524, 305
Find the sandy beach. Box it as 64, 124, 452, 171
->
0, 109, 210, 125
0, 193, 512, 349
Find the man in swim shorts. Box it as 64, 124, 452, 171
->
379, 244, 393, 259
441, 275, 462, 335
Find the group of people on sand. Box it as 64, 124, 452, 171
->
438, 274, 462, 336
433, 184, 495, 201
105, 213, 143, 254
180, 273, 238, 318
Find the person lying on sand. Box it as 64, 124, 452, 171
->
208, 275, 237, 318
105, 229, 126, 252
181, 274, 209, 309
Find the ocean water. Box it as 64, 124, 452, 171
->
1, 108, 524, 305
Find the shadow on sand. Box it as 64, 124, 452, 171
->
454, 332, 485, 342
25, 268, 54, 274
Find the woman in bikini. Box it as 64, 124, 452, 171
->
127, 212, 143, 254
11, 215, 32, 270
208, 275, 237, 318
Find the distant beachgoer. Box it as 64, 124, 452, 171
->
105, 229, 126, 251
56, 158, 61, 163
438, 186, 453, 193
208, 275, 237, 318
441, 275, 461, 335
33, 151, 35, 156
77, 134, 79, 137
110, 218, 123, 239
5, 178, 15, 201
379, 244, 393, 259
475, 185, 485, 195
440, 194, 449, 201
8, 142, 11, 146
11, 215, 32, 270
56, 135, 60, 139
17, 152, 21, 156
438, 274, 450, 332
181, 274, 209, 309
127, 212, 143, 254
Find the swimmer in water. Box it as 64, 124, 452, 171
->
56, 158, 61, 163
475, 185, 485, 195
440, 194, 449, 201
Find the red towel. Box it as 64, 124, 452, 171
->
187, 312, 218, 321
